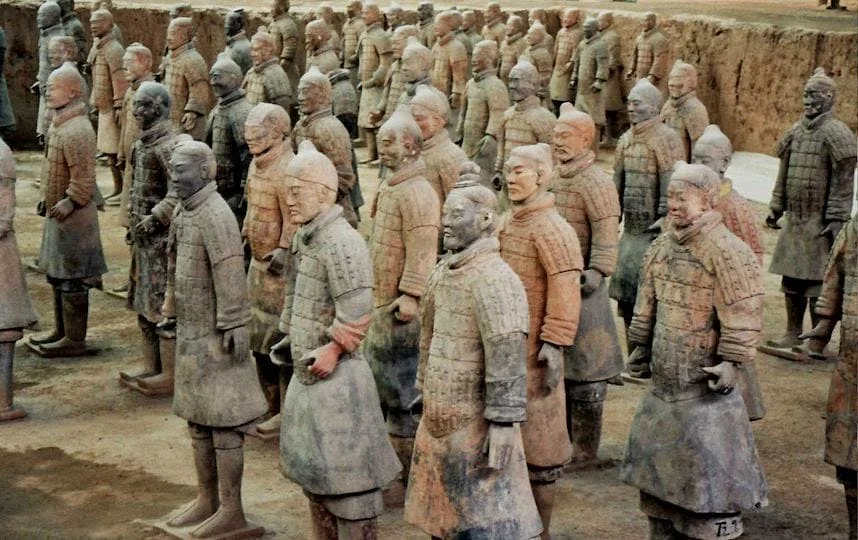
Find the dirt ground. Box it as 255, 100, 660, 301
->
0, 147, 852, 539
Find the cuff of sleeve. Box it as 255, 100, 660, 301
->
716, 340, 753, 364
485, 405, 526, 424
398, 275, 426, 299
627, 321, 651, 347
326, 315, 371, 353
539, 318, 577, 347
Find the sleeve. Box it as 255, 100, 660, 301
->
628, 236, 663, 346
203, 208, 251, 330
595, 41, 610, 82
455, 81, 469, 135
116, 91, 132, 162
265, 69, 293, 111
485, 81, 510, 138
183, 57, 211, 116
163, 209, 179, 315
535, 217, 583, 346
375, 63, 394, 112
280, 22, 298, 62
369, 36, 393, 88
685, 102, 709, 144
629, 41, 639, 75
0, 177, 14, 235
613, 140, 627, 219
769, 128, 793, 214
712, 238, 764, 364
824, 125, 857, 223
316, 125, 356, 194
570, 45, 581, 83
814, 222, 849, 320
150, 139, 184, 224
607, 34, 622, 72
62, 126, 97, 206
494, 112, 509, 173
450, 41, 468, 95
231, 110, 253, 194
584, 179, 621, 276
277, 238, 299, 335
416, 263, 442, 391
654, 128, 683, 216
107, 44, 129, 108
398, 183, 441, 298
534, 110, 557, 144
324, 231, 374, 352
649, 34, 670, 82
273, 164, 297, 249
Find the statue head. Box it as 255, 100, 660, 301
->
245, 103, 291, 157
525, 22, 546, 47
409, 85, 448, 141
553, 103, 595, 163
562, 8, 581, 29
272, 0, 291, 18
133, 81, 171, 130
209, 54, 243, 99
297, 66, 332, 115
89, 9, 113, 39
508, 59, 538, 103
627, 78, 663, 124
434, 10, 457, 38
529, 8, 547, 25
49, 36, 77, 69
305, 20, 331, 52
122, 42, 153, 83
506, 14, 524, 36
668, 60, 698, 99
462, 10, 477, 31
378, 105, 423, 170
692, 124, 732, 179
284, 140, 338, 224
170, 140, 217, 200
472, 40, 499, 73
56, 0, 74, 17
386, 4, 404, 29
224, 8, 246, 38
45, 62, 84, 109
449, 9, 464, 31
169, 3, 193, 19
167, 17, 194, 50
643, 12, 657, 32
251, 28, 277, 66
505, 143, 552, 203
315, 3, 336, 25
346, 0, 363, 19
38, 2, 62, 30
400, 37, 432, 83
363, 2, 382, 26
485, 2, 502, 23
417, 1, 434, 23
391, 25, 419, 58
667, 161, 719, 227
803, 67, 836, 119
583, 17, 599, 39
442, 175, 498, 252
597, 11, 613, 31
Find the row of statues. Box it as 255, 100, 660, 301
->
0, 1, 855, 539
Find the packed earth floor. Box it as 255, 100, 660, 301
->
0, 147, 851, 539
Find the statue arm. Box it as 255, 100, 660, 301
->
814, 224, 849, 321
824, 155, 857, 223
324, 236, 374, 353
62, 133, 96, 207
713, 242, 764, 364
535, 221, 584, 346
416, 265, 441, 391
628, 238, 661, 347
205, 217, 251, 331
0, 177, 14, 237
399, 186, 441, 298
485, 84, 510, 138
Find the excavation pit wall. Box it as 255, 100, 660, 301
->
2, 1, 855, 154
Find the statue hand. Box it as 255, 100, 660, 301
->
477, 134, 496, 157
222, 326, 250, 361
491, 172, 503, 191
483, 423, 516, 470
304, 341, 343, 379
29, 81, 39, 94
368, 109, 383, 124
646, 74, 658, 85
538, 342, 563, 391
36, 200, 46, 217
270, 334, 292, 366
580, 269, 603, 296
49, 198, 74, 221
263, 247, 288, 276
449, 93, 462, 109
627, 346, 652, 378
701, 361, 737, 395
113, 108, 122, 125
388, 294, 419, 323
647, 217, 664, 232
181, 112, 198, 132
765, 210, 783, 229
820, 221, 843, 240
590, 80, 604, 93
134, 214, 156, 238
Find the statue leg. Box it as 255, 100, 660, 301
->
37, 287, 88, 357
137, 331, 175, 396
308, 499, 338, 540
530, 480, 556, 540
30, 285, 64, 345
0, 339, 26, 422
806, 296, 829, 359
336, 516, 378, 540
191, 430, 249, 538
387, 408, 418, 485
591, 125, 603, 154
105, 154, 122, 202
119, 315, 161, 382
256, 362, 293, 436
168, 424, 219, 528
617, 300, 635, 355
766, 291, 805, 349
567, 380, 607, 468
360, 129, 378, 163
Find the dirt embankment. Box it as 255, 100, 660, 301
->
1, 2, 855, 153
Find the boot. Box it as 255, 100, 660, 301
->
618, 301, 635, 356
0, 342, 26, 422
120, 318, 161, 382
256, 363, 292, 437
37, 290, 88, 357
765, 294, 805, 349
30, 286, 64, 345
337, 517, 377, 540
531, 481, 556, 540
804, 297, 828, 359
309, 500, 338, 540
192, 434, 249, 538
168, 429, 219, 528
137, 336, 175, 396
389, 435, 415, 485
568, 399, 604, 469
104, 154, 122, 203
360, 129, 378, 164
846, 487, 857, 540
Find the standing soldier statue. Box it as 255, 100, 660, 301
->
549, 8, 583, 115
164, 17, 211, 141
356, 2, 392, 165
268, 0, 300, 108
35, 2, 65, 145
521, 22, 552, 109
661, 60, 709, 162
416, 2, 435, 48
627, 13, 670, 96
431, 11, 469, 132
571, 17, 609, 154
599, 12, 625, 146
498, 15, 527, 83
243, 29, 293, 113
342, 1, 366, 87
481, 1, 506, 47
369, 25, 419, 127
223, 9, 252, 76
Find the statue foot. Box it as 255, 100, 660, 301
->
0, 406, 27, 422
764, 334, 802, 349
190, 506, 247, 538
255, 414, 281, 436
33, 337, 86, 358
28, 331, 63, 346
137, 373, 174, 396
167, 496, 218, 528
119, 367, 158, 382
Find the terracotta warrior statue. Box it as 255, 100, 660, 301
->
456, 39, 510, 187
0, 138, 38, 422
364, 106, 440, 486
410, 85, 469, 206
461, 11, 482, 52
294, 67, 358, 227
599, 12, 625, 146
571, 17, 609, 153
398, 37, 433, 105
800, 214, 858, 540
549, 8, 583, 114
628, 12, 670, 96
164, 17, 211, 141
57, 0, 87, 67
268, 0, 300, 103
482, 2, 506, 48
499, 143, 582, 539
342, 1, 366, 86
241, 103, 296, 440
159, 140, 267, 539
621, 162, 768, 540
369, 25, 418, 127
521, 22, 552, 108
551, 104, 623, 468
206, 55, 252, 226
0, 28, 15, 138
493, 59, 556, 190
305, 20, 339, 73
272, 141, 400, 539
154, 4, 193, 84
528, 8, 555, 54
223, 9, 252, 76
404, 176, 542, 540
449, 9, 474, 63
30, 64, 107, 357
35, 2, 65, 144
119, 81, 184, 396
499, 15, 527, 83
243, 29, 293, 113
89, 0, 122, 44
662, 60, 709, 161
416, 1, 435, 48
313, 4, 342, 56
609, 78, 683, 349
765, 67, 856, 358
431, 11, 468, 129
385, 4, 405, 32
48, 35, 77, 71
356, 2, 392, 164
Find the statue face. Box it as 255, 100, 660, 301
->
209, 65, 240, 98
668, 73, 693, 99
627, 94, 657, 125
123, 52, 149, 82
471, 45, 494, 73
553, 123, 589, 163
583, 20, 598, 39
224, 13, 243, 37
525, 26, 543, 47
90, 15, 112, 39
507, 18, 523, 36
418, 3, 433, 22
667, 181, 709, 228
305, 27, 325, 51
251, 40, 274, 66
169, 149, 205, 200
244, 123, 280, 157
643, 14, 656, 31
597, 14, 611, 31
346, 2, 361, 18
400, 51, 427, 82
297, 82, 325, 115
37, 5, 60, 29
504, 154, 542, 202
410, 106, 444, 141
529, 9, 546, 24
285, 178, 328, 224
692, 144, 729, 178
508, 69, 535, 102
391, 33, 407, 58
166, 22, 190, 50
49, 42, 72, 69
363, 6, 380, 25
442, 191, 484, 252
45, 75, 76, 110
802, 83, 833, 119
377, 126, 410, 169
133, 90, 163, 131
463, 12, 476, 30
434, 15, 452, 37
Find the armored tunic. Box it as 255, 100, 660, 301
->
242, 58, 292, 112
499, 33, 528, 83
494, 95, 557, 174
463, 29, 482, 52
481, 19, 506, 48
521, 43, 553, 104
376, 58, 407, 123
205, 88, 252, 220
550, 24, 583, 103
164, 42, 211, 140
630, 27, 670, 95
306, 45, 340, 75
364, 160, 439, 428
37, 23, 66, 135
421, 130, 469, 205
552, 152, 623, 382
432, 33, 468, 105
224, 31, 253, 75
498, 192, 582, 470
661, 92, 709, 162
715, 180, 764, 266
128, 120, 182, 323
90, 34, 127, 113
62, 13, 88, 66
459, 69, 509, 183
621, 212, 767, 525
357, 22, 392, 128
417, 19, 435, 48
609, 116, 683, 305
342, 16, 366, 68
39, 102, 107, 282
573, 35, 609, 126
329, 69, 358, 118
117, 74, 154, 228
269, 14, 300, 98
293, 109, 357, 226
168, 183, 268, 428
405, 237, 542, 539
279, 205, 400, 515
243, 140, 295, 355
815, 219, 858, 473
601, 28, 624, 112
769, 112, 856, 282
